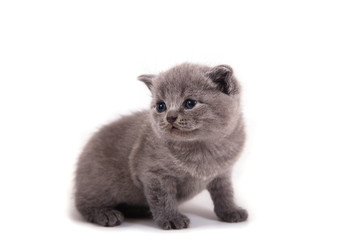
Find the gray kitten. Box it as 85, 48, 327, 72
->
75, 63, 248, 229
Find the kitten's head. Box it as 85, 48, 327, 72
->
138, 63, 242, 142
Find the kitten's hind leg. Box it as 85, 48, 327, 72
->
78, 206, 124, 227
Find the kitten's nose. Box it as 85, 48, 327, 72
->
166, 111, 178, 124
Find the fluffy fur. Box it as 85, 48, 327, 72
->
75, 63, 248, 229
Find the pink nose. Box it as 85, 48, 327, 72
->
167, 115, 177, 124
166, 111, 178, 123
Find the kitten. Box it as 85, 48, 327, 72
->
75, 63, 248, 229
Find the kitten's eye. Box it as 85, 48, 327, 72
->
185, 99, 197, 109
156, 102, 167, 113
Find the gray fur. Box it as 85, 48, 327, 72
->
75, 63, 248, 229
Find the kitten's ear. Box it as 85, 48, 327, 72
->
138, 74, 156, 91
205, 65, 239, 95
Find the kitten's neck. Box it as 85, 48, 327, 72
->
165, 123, 245, 179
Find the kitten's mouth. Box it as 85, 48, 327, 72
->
168, 124, 182, 132
168, 124, 196, 134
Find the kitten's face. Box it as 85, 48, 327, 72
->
141, 64, 241, 142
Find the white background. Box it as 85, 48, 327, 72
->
0, 0, 359, 239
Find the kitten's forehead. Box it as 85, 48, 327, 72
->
153, 64, 214, 100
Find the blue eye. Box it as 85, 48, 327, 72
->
156, 102, 167, 113
185, 99, 197, 109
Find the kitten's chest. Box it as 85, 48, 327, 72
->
166, 139, 243, 179
175, 175, 211, 202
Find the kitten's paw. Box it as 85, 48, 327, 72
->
216, 208, 248, 223
156, 214, 190, 230
92, 208, 124, 227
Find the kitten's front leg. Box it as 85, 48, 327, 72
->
207, 173, 248, 222
143, 173, 190, 230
